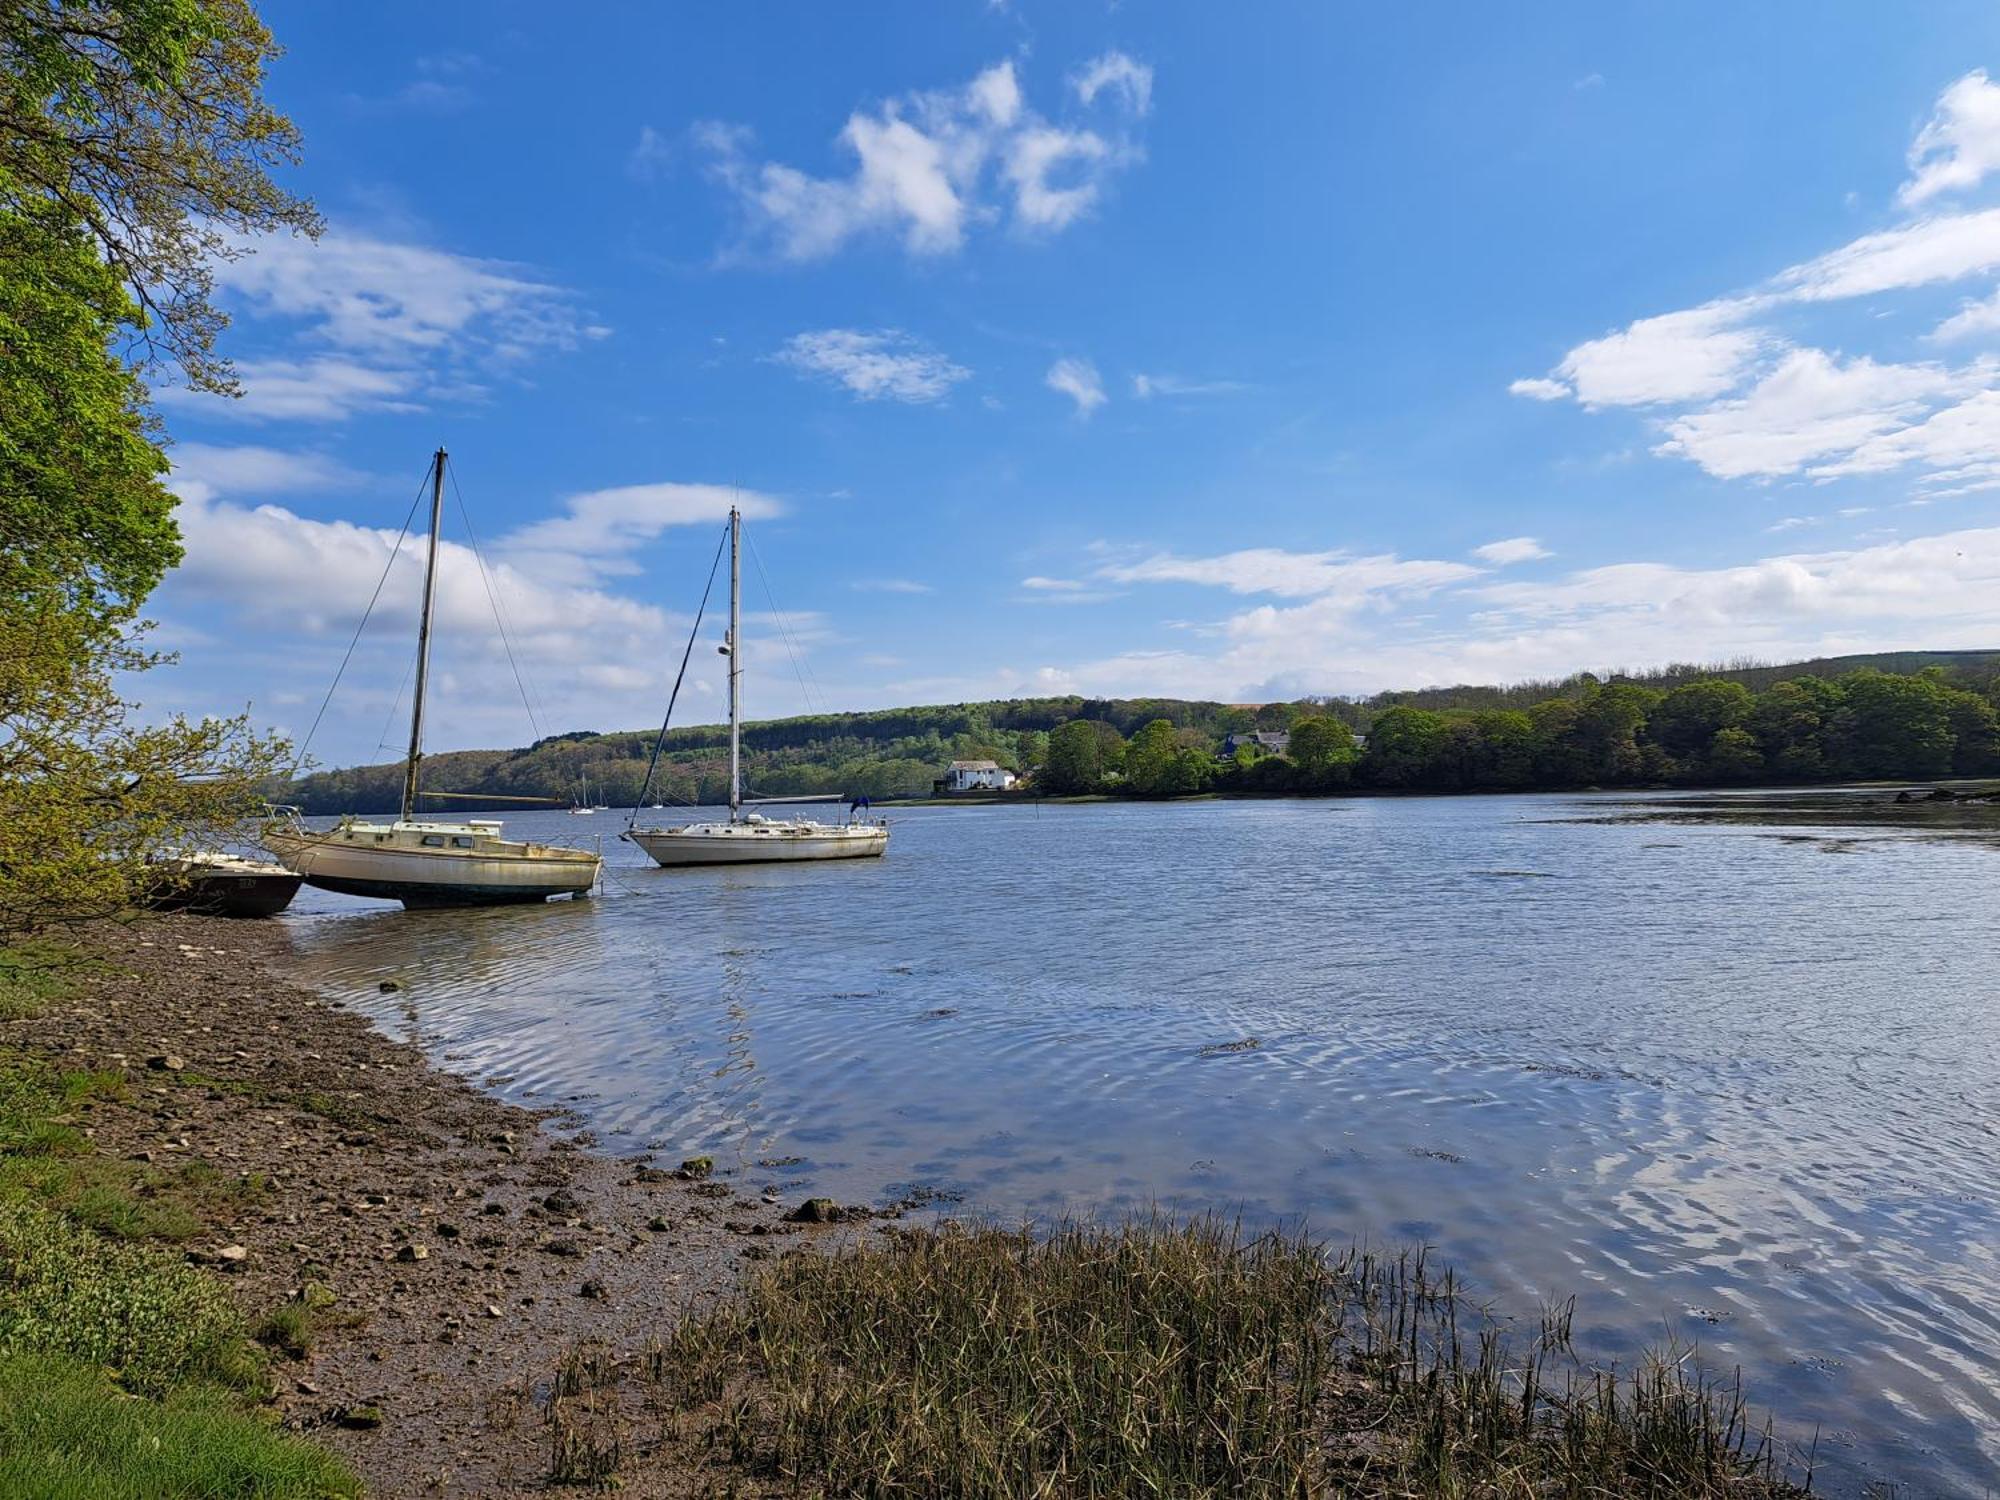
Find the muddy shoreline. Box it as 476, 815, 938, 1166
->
4, 912, 849, 1497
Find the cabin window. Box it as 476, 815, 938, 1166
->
420, 835, 446, 847
451, 836, 474, 849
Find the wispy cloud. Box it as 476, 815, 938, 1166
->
1131, 372, 1247, 399
499, 482, 782, 585
696, 53, 1150, 261
1046, 356, 1106, 417
1510, 70, 2000, 495
161, 224, 605, 423
775, 329, 970, 403
1472, 537, 1551, 565
851, 577, 934, 594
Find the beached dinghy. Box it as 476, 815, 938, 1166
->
143, 854, 303, 918
264, 449, 600, 908
624, 508, 888, 868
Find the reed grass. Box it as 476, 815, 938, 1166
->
613, 1216, 1806, 1497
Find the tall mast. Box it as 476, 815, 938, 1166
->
400, 448, 447, 823
727, 506, 742, 818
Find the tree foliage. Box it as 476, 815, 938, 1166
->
0, 0, 306, 937
1, 0, 318, 390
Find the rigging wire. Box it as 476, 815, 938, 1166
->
373, 647, 421, 753
629, 524, 729, 827
745, 531, 827, 718
289, 462, 432, 778
444, 457, 548, 745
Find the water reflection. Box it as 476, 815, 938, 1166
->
271, 793, 2000, 1497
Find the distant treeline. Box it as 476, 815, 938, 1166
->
283, 652, 2000, 812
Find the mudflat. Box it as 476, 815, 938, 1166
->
4, 912, 834, 1497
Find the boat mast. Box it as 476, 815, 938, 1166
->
400, 448, 447, 823
727, 506, 742, 819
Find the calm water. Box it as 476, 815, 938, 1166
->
271, 793, 2000, 1496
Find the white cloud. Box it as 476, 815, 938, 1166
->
1508, 376, 1570, 401
1004, 125, 1114, 231
987, 525, 2000, 707
211, 225, 594, 358
1776, 208, 2000, 302
775, 329, 971, 403
698, 55, 1149, 260
1099, 546, 1480, 599
1551, 301, 1768, 408
167, 443, 359, 501
1132, 373, 1247, 399
851, 578, 934, 594
1656, 348, 1984, 479
499, 482, 783, 583
1045, 356, 1106, 416
154, 461, 830, 757
1020, 576, 1087, 590
1518, 72, 2000, 491
155, 357, 422, 423
161, 224, 603, 424
628, 125, 675, 180
1930, 286, 2000, 341
1901, 69, 2000, 206
1472, 537, 1551, 565
1071, 52, 1153, 116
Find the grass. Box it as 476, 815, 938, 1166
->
0, 1019, 352, 1495
0, 1351, 357, 1499
616, 1216, 1807, 1498
0, 1052, 266, 1241
0, 941, 85, 1022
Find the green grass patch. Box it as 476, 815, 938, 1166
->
0, 1351, 356, 1499
0, 942, 88, 1022
636, 1217, 1805, 1498
0, 1052, 265, 1241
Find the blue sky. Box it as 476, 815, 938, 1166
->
144, 1, 2000, 768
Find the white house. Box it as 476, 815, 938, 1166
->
944, 759, 1018, 792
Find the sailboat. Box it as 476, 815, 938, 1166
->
568, 773, 596, 814
264, 449, 602, 907
624, 508, 888, 867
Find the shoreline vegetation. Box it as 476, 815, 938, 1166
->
284, 651, 2000, 815
0, 915, 1818, 1496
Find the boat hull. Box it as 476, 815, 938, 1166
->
264, 828, 599, 907
145, 869, 303, 918
627, 824, 888, 867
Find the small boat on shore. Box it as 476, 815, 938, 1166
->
143, 854, 303, 918
265, 449, 601, 908
625, 507, 888, 868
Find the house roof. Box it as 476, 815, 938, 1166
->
949, 759, 1002, 771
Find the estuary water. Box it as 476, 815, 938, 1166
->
271, 791, 2000, 1496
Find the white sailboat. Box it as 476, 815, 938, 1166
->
624, 508, 888, 867
264, 449, 602, 908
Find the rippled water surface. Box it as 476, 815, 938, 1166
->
272, 792, 2000, 1496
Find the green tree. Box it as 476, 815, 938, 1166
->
1747, 678, 1837, 779
1705, 726, 1763, 782
1041, 720, 1103, 795
1121, 719, 1181, 795
1649, 680, 1753, 759
1361, 707, 1447, 788
1, 0, 318, 390
0, 0, 311, 936
1287, 716, 1356, 788
1836, 669, 1954, 778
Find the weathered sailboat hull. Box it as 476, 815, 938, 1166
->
264, 830, 598, 907
627, 826, 888, 867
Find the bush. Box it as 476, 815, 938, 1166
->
0, 1200, 260, 1397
